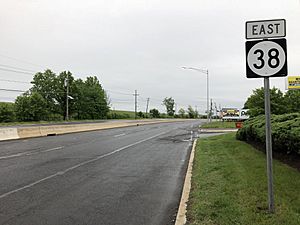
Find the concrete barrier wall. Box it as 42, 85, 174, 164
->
17, 127, 42, 139
1, 119, 188, 142
0, 128, 19, 141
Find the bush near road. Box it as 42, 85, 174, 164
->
236, 113, 300, 155
187, 133, 300, 225
0, 102, 15, 122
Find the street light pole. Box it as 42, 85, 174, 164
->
182, 67, 210, 123
206, 70, 210, 122
65, 75, 69, 121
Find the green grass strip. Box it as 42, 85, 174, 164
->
201, 121, 237, 129
187, 133, 300, 225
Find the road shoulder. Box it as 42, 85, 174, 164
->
175, 139, 197, 225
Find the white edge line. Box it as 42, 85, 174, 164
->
0, 132, 166, 199
175, 139, 197, 225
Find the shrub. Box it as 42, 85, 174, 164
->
0, 102, 16, 122
236, 113, 300, 155
15, 92, 48, 121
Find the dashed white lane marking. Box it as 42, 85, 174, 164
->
0, 131, 166, 199
0, 147, 64, 160
113, 133, 126, 137
28, 146, 64, 155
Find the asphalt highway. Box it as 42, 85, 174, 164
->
0, 120, 205, 225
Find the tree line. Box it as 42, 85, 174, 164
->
244, 87, 300, 116
109, 98, 202, 120
0, 69, 109, 122
0, 71, 205, 123
151, 97, 201, 119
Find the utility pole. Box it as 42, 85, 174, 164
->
145, 98, 150, 118
210, 98, 213, 121
65, 75, 69, 121
214, 102, 218, 120
133, 90, 139, 119
219, 104, 222, 121
207, 70, 210, 122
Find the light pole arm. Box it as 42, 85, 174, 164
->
182, 67, 208, 74
182, 66, 210, 122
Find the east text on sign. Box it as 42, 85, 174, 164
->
246, 19, 286, 39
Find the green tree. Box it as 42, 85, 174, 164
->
30, 70, 77, 120
163, 97, 175, 117
149, 108, 160, 118
187, 105, 196, 118
15, 92, 48, 121
244, 87, 286, 116
137, 111, 144, 118
74, 76, 109, 119
30, 70, 109, 120
0, 102, 16, 122
178, 108, 186, 118
31, 69, 59, 117
14, 69, 110, 121
284, 90, 300, 113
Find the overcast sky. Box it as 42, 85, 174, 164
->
0, 0, 300, 113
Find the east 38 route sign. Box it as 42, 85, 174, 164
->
246, 38, 287, 78
245, 19, 287, 78
245, 19, 288, 213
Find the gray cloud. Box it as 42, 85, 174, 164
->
0, 0, 299, 113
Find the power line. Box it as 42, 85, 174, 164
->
0, 67, 34, 76
0, 88, 26, 93
0, 64, 36, 73
0, 87, 130, 96
111, 101, 133, 104
0, 88, 68, 94
105, 89, 133, 96
0, 78, 31, 84
110, 99, 132, 102
0, 54, 46, 69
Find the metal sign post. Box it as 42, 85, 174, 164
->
264, 77, 274, 213
245, 19, 288, 213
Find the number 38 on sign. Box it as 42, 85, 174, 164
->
246, 38, 287, 78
